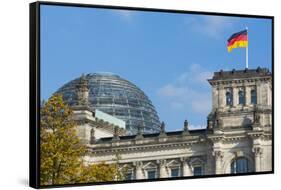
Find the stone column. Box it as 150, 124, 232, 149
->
233, 87, 238, 107
212, 87, 219, 110
266, 83, 271, 106
245, 86, 251, 106
181, 157, 192, 176
135, 161, 144, 179
256, 82, 262, 105
213, 150, 224, 174
218, 87, 225, 109
158, 160, 168, 178
253, 147, 263, 172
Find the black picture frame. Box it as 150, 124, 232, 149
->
30, 1, 274, 189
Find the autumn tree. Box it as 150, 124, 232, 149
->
40, 94, 123, 185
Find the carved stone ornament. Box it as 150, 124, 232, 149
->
212, 150, 224, 160
134, 161, 143, 168
254, 112, 261, 124
157, 159, 167, 167
113, 126, 120, 140
252, 147, 263, 156
160, 122, 165, 133
234, 150, 244, 158
180, 157, 189, 163
76, 74, 89, 106
184, 120, 189, 132
207, 119, 214, 129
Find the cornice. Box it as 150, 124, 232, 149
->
88, 129, 272, 155
209, 76, 271, 86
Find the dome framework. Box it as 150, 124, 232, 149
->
56, 73, 161, 134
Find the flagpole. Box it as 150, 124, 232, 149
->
246, 27, 248, 68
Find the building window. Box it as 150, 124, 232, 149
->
147, 169, 157, 179
231, 157, 249, 174
171, 168, 180, 177
226, 90, 233, 106
125, 171, 133, 180
251, 89, 257, 104
193, 166, 203, 176
238, 90, 245, 105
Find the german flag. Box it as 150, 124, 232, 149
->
227, 30, 248, 52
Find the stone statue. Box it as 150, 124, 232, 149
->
135, 124, 144, 139
184, 120, 189, 132
112, 126, 120, 140
160, 121, 165, 133
90, 128, 95, 144
76, 74, 89, 106
254, 112, 261, 124
207, 119, 213, 129
137, 124, 143, 136
114, 126, 119, 137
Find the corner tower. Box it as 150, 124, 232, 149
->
207, 67, 272, 132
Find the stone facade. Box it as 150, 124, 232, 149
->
72, 68, 272, 180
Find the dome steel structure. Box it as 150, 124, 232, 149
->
56, 73, 161, 134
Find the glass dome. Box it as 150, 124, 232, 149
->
56, 73, 161, 134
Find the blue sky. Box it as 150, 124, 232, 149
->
40, 5, 272, 131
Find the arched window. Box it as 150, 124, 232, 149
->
231, 157, 249, 174
238, 90, 245, 105
226, 91, 233, 106
251, 89, 257, 104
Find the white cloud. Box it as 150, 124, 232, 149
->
170, 101, 184, 110
114, 10, 135, 22
176, 63, 212, 85
191, 96, 211, 113
185, 15, 235, 39
158, 84, 186, 97
203, 16, 233, 38
157, 63, 212, 114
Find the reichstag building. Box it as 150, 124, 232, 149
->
56, 68, 272, 180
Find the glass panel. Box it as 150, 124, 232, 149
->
239, 90, 245, 105
236, 158, 248, 173
231, 157, 249, 174
56, 73, 161, 133
125, 172, 133, 180
193, 166, 203, 176
115, 109, 128, 116
251, 89, 257, 104
226, 91, 233, 106
147, 170, 157, 179
171, 168, 180, 177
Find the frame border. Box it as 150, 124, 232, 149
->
29, 1, 274, 189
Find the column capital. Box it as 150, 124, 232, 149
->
157, 159, 167, 167
252, 147, 263, 156
180, 157, 189, 163
133, 161, 143, 168
212, 150, 224, 160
